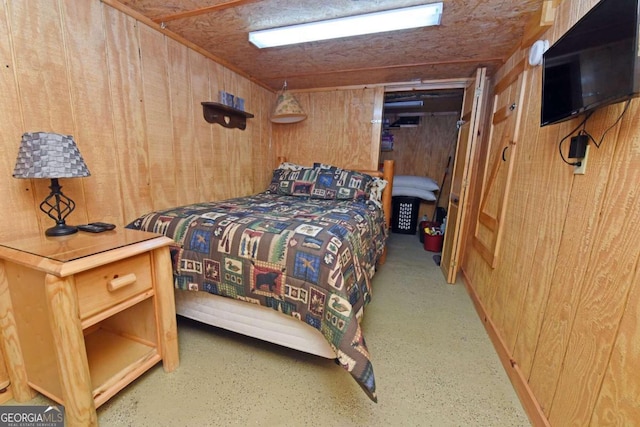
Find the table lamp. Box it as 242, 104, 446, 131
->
12, 132, 91, 236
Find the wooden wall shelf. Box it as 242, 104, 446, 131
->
201, 102, 254, 130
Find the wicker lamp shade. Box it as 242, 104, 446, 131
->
13, 132, 91, 237
13, 132, 90, 179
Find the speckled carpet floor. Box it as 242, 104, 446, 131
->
10, 233, 530, 426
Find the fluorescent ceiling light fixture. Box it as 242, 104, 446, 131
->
249, 2, 443, 48
384, 101, 424, 108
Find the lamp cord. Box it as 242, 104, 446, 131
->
558, 100, 632, 166
589, 99, 632, 148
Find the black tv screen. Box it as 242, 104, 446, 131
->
541, 0, 640, 126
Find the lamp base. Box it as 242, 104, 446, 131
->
45, 223, 78, 237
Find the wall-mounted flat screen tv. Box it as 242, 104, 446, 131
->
541, 0, 640, 126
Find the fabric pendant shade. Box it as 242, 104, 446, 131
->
270, 85, 307, 123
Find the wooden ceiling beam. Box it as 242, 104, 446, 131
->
289, 79, 473, 94
152, 0, 262, 24
262, 57, 505, 81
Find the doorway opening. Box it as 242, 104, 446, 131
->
381, 88, 464, 223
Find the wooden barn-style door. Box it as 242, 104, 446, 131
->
472, 60, 527, 268
440, 68, 487, 283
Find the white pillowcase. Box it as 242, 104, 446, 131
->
394, 175, 440, 192
392, 185, 436, 201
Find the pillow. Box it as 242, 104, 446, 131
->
268, 167, 318, 196
311, 168, 373, 201
393, 175, 440, 192
368, 177, 388, 208
277, 161, 305, 171
314, 163, 390, 203
391, 185, 436, 201
313, 162, 337, 170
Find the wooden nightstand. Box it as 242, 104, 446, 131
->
0, 228, 179, 426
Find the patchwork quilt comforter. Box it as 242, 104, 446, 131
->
126, 192, 387, 402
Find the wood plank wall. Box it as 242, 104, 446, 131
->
462, 0, 640, 424
271, 88, 383, 171
0, 0, 274, 242
380, 114, 459, 221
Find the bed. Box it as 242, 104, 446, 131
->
125, 160, 394, 402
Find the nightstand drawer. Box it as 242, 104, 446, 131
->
75, 253, 153, 319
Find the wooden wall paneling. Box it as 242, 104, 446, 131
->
249, 85, 276, 191
208, 60, 233, 199
527, 0, 635, 416
189, 49, 216, 203
167, 39, 197, 207
316, 91, 348, 164
0, 0, 276, 237
138, 24, 177, 211
102, 7, 153, 225
345, 88, 379, 170
548, 102, 640, 426
271, 90, 303, 164
271, 88, 379, 171
297, 91, 347, 165
527, 103, 629, 416
220, 66, 238, 197
369, 88, 384, 170
506, 61, 573, 375
222, 66, 252, 197
319, 90, 343, 164
235, 83, 255, 195
593, 249, 640, 424
380, 115, 458, 178
61, 0, 123, 226
9, 0, 86, 232
526, 118, 612, 412
461, 0, 640, 423
0, 1, 40, 240
459, 44, 558, 423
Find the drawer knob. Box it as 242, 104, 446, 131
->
107, 273, 137, 292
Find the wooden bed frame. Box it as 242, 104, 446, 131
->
175, 158, 395, 358
354, 159, 395, 263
